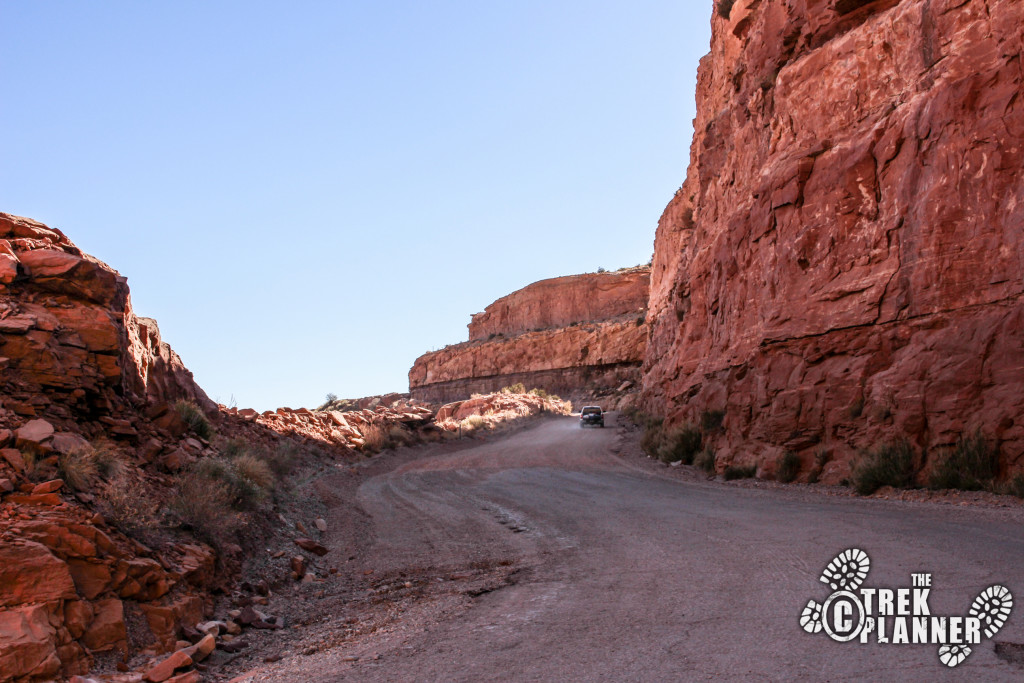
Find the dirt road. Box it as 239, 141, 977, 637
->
239, 414, 1024, 681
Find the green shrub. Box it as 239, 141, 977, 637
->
501, 383, 526, 395
695, 447, 716, 474
218, 437, 249, 459
724, 465, 757, 481
657, 423, 703, 465
1004, 474, 1024, 499
640, 419, 665, 456
928, 431, 999, 492
808, 447, 831, 484
776, 451, 801, 483
194, 457, 265, 510
175, 399, 213, 440
528, 387, 549, 399
851, 440, 915, 495
700, 409, 725, 432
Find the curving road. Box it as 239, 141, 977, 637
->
252, 413, 1024, 681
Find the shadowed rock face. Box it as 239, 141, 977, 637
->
0, 212, 215, 419
642, 0, 1024, 480
411, 269, 650, 404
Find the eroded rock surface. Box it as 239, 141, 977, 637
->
468, 268, 650, 341
642, 0, 1024, 480
411, 268, 649, 405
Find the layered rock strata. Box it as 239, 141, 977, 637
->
643, 0, 1024, 480
468, 267, 650, 340
410, 269, 650, 404
0, 213, 225, 681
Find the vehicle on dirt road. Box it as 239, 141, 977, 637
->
580, 406, 604, 428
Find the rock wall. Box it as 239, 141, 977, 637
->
0, 212, 215, 421
0, 212, 222, 681
411, 269, 650, 405
468, 268, 649, 341
643, 0, 1024, 481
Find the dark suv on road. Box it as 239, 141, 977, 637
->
580, 406, 604, 428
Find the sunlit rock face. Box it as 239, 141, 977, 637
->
642, 0, 1024, 480
410, 268, 650, 405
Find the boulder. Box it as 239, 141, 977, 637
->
51, 431, 91, 454
0, 604, 62, 681
67, 558, 113, 600
0, 448, 25, 472
31, 478, 64, 494
0, 540, 76, 608
81, 598, 128, 652
15, 418, 55, 452
143, 648, 193, 683
294, 537, 329, 556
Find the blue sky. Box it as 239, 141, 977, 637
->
2, 1, 712, 411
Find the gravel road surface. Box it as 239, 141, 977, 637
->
240, 413, 1024, 681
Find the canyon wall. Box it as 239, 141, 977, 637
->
410, 269, 649, 405
643, 0, 1024, 481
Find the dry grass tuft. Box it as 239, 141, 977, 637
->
57, 448, 98, 491
175, 399, 213, 439
233, 453, 275, 491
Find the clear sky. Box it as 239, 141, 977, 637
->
2, 1, 712, 411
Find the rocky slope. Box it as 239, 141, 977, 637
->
410, 269, 650, 405
0, 211, 576, 682
0, 213, 225, 680
642, 0, 1024, 481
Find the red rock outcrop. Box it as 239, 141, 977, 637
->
468, 268, 650, 340
226, 402, 434, 451
0, 213, 226, 681
411, 269, 650, 404
642, 0, 1024, 481
0, 212, 215, 421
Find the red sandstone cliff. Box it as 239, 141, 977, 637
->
0, 212, 215, 421
411, 269, 650, 404
0, 213, 225, 680
643, 0, 1024, 481
468, 268, 650, 341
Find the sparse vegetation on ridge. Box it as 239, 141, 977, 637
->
175, 399, 213, 439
